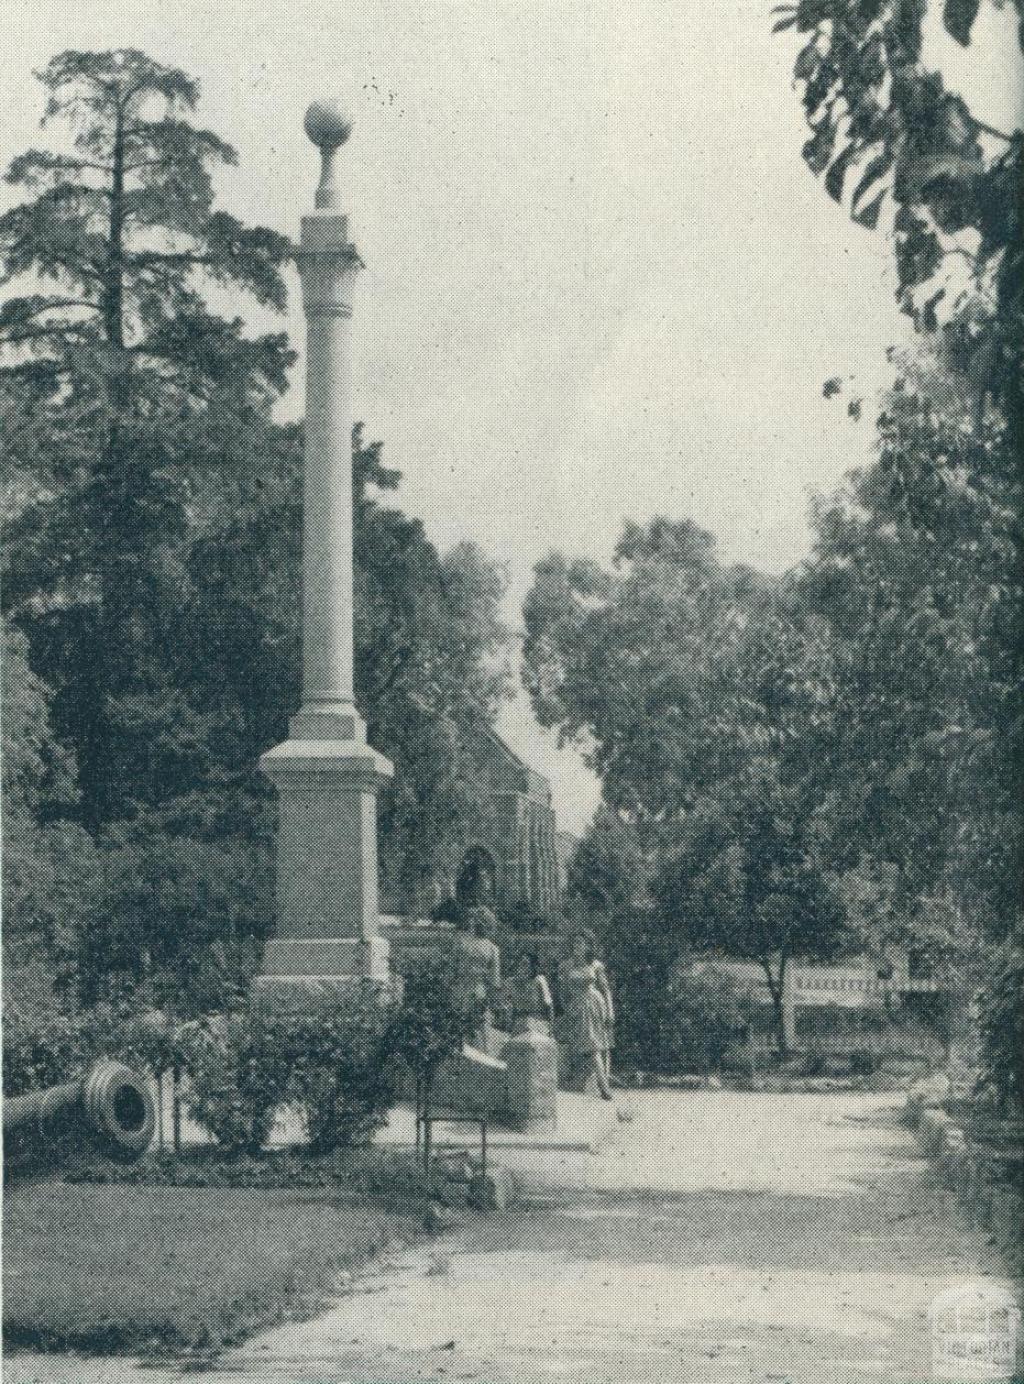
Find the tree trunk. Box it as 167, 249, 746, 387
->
100, 95, 129, 495
422, 1070, 434, 1174
171, 1062, 182, 1155
103, 99, 126, 351
81, 93, 133, 834
761, 955, 789, 1060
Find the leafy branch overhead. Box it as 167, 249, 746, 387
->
775, 0, 1022, 434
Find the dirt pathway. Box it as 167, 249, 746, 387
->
6, 1092, 1017, 1383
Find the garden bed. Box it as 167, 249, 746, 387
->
903, 1078, 1024, 1277
65, 1142, 436, 1197
3, 1150, 434, 1360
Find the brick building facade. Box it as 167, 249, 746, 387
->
457, 725, 571, 918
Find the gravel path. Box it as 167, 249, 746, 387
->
6, 1091, 1016, 1383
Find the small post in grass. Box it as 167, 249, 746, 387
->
156, 1069, 165, 1150
171, 1062, 182, 1155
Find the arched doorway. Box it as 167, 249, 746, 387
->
455, 845, 498, 908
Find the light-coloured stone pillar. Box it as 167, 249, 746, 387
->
503, 1022, 558, 1131
255, 100, 392, 1006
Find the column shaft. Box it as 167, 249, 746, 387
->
303, 303, 354, 710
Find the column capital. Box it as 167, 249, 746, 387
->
300, 212, 360, 255
298, 215, 362, 316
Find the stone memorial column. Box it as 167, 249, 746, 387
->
255, 100, 392, 1005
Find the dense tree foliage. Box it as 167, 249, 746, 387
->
660, 967, 750, 1077
801, 360, 1021, 956
1, 50, 294, 831
653, 771, 847, 1054
537, 0, 1024, 1081
532, 355, 1019, 1067
524, 519, 779, 829
977, 922, 1024, 1112
1, 624, 99, 1002
777, 0, 1022, 1102
525, 518, 850, 1052
564, 805, 650, 921
1, 51, 296, 1010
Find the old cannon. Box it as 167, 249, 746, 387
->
4, 1059, 156, 1177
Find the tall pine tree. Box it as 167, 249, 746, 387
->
1, 49, 293, 830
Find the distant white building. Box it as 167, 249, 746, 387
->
689, 952, 944, 1052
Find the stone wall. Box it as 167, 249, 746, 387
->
903, 1076, 1023, 1273
379, 916, 559, 1131
415, 1029, 558, 1134
379, 915, 455, 978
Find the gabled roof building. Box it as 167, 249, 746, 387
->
458, 725, 570, 918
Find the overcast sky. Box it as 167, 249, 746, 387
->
5, 0, 1020, 834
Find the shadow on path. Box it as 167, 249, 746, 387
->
5, 1091, 1017, 1384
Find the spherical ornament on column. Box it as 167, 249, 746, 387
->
304, 99, 353, 150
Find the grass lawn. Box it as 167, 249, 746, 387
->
3, 1179, 423, 1358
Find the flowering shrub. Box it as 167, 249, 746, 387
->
183, 986, 400, 1156
289, 1000, 400, 1154
179, 1013, 285, 1157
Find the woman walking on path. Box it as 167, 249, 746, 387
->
561, 930, 613, 1100
591, 953, 615, 1086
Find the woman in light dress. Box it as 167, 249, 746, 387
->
591, 953, 615, 1086
448, 904, 501, 1044
561, 929, 614, 1100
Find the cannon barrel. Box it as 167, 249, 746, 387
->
4, 1059, 156, 1174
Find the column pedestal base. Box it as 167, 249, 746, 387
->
255, 731, 393, 1008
